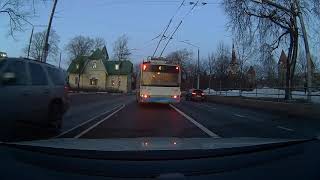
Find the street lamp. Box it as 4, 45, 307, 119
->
179, 40, 200, 89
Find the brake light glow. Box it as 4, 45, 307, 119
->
192, 92, 196, 95
141, 94, 149, 98
64, 85, 69, 93
173, 95, 177, 99
143, 64, 147, 71
176, 66, 179, 70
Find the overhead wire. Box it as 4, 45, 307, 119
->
152, 0, 186, 57
159, 0, 200, 56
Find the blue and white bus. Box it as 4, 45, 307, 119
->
136, 59, 181, 104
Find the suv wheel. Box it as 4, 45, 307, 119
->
48, 102, 63, 132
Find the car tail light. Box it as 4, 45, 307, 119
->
201, 93, 205, 96
192, 92, 196, 95
64, 85, 69, 93
176, 66, 179, 70
141, 94, 149, 98
173, 95, 178, 99
143, 64, 147, 71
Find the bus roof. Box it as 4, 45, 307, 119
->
142, 60, 178, 66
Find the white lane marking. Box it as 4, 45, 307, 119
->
186, 101, 217, 111
277, 126, 294, 132
199, 103, 217, 110
74, 104, 125, 138
54, 104, 122, 138
170, 105, 220, 138
234, 114, 246, 118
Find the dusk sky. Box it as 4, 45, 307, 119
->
0, 0, 231, 68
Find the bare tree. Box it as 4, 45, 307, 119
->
166, 49, 193, 68
23, 30, 59, 61
113, 34, 131, 61
0, 0, 44, 36
259, 43, 277, 86
214, 42, 230, 79
206, 52, 216, 92
93, 37, 106, 50
65, 36, 94, 59
166, 49, 194, 89
65, 35, 107, 60
223, 0, 320, 99
235, 41, 253, 74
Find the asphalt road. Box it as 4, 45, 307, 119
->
55, 94, 320, 140
6, 93, 320, 141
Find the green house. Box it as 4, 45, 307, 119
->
67, 47, 133, 93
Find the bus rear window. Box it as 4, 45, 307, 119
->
143, 65, 179, 73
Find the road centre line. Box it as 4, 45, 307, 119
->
54, 104, 123, 138
170, 104, 220, 138
74, 105, 126, 138
277, 126, 294, 132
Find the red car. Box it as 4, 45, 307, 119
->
185, 89, 206, 101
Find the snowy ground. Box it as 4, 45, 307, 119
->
203, 88, 320, 104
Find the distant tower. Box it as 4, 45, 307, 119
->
247, 66, 256, 89
278, 50, 287, 87
227, 43, 239, 75
102, 46, 109, 60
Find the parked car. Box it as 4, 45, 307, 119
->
185, 89, 206, 101
0, 57, 70, 133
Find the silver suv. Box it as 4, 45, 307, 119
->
0, 57, 70, 134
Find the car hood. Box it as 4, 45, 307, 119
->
6, 137, 309, 152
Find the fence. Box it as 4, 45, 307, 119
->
203, 87, 320, 104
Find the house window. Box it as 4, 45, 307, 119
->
115, 64, 119, 70
92, 62, 97, 69
75, 77, 79, 84
90, 78, 98, 86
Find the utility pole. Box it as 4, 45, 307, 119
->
59, 52, 62, 68
42, 0, 58, 63
27, 26, 34, 59
294, 0, 312, 101
77, 64, 80, 92
197, 48, 200, 89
